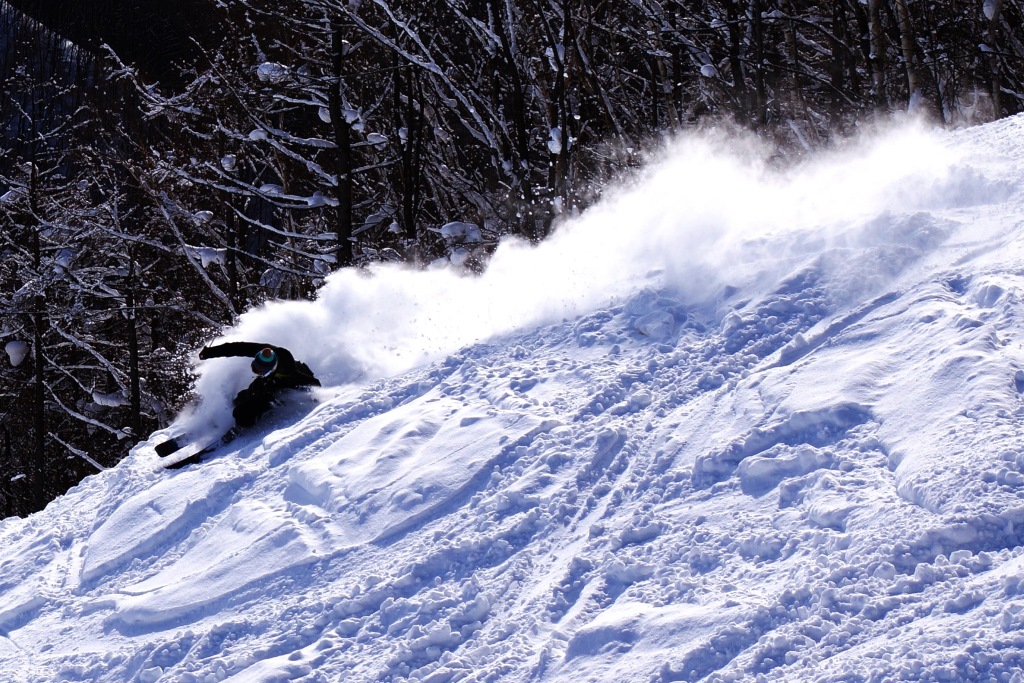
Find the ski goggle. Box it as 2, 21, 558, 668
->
251, 348, 278, 376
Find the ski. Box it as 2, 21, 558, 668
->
154, 436, 187, 458
154, 428, 239, 469
161, 440, 219, 469
150, 388, 318, 470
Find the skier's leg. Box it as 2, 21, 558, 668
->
232, 387, 275, 428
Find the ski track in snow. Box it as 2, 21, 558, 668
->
5, 117, 1024, 681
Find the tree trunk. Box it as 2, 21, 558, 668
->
1, 425, 11, 517
892, 0, 920, 109
491, 0, 538, 240
987, 0, 1005, 116
29, 157, 47, 508
724, 0, 749, 124
749, 0, 768, 127
32, 299, 45, 507
395, 62, 423, 243
546, 2, 569, 229
329, 26, 354, 269
126, 285, 142, 441
227, 210, 240, 312
829, 0, 849, 125
868, 0, 887, 108
780, 1, 804, 114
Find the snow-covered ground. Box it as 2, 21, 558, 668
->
4, 116, 1024, 682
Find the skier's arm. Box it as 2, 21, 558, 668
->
199, 341, 274, 360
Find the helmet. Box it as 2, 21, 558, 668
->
251, 347, 278, 376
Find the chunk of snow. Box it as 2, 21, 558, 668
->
700, 63, 720, 78
185, 245, 227, 269
433, 221, 482, 243
91, 391, 128, 408
5, 340, 28, 367
256, 62, 291, 83
54, 249, 74, 271
0, 188, 24, 203
138, 667, 163, 683
634, 311, 675, 340
306, 192, 338, 207
548, 127, 563, 155
220, 155, 237, 171
193, 210, 214, 224
545, 44, 566, 67
354, 210, 392, 236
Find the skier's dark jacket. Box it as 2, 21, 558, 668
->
199, 342, 320, 389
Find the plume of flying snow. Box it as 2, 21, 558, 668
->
187, 122, 968, 430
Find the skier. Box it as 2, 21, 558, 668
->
199, 341, 321, 428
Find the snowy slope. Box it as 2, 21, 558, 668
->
4, 117, 1024, 682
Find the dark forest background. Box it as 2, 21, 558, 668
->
1, 0, 1022, 517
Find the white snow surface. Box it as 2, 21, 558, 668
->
6, 118, 1024, 681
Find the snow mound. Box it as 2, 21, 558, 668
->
4, 117, 1024, 681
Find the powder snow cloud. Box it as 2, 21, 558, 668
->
191, 122, 969, 426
